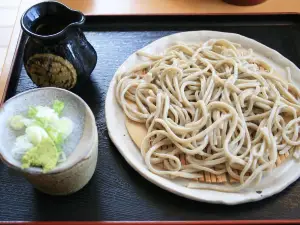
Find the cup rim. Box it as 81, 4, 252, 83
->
0, 87, 97, 175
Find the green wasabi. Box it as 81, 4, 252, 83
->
10, 100, 74, 172
22, 137, 59, 172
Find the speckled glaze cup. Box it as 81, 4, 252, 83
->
0, 87, 98, 195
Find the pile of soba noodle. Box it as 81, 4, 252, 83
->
115, 38, 300, 192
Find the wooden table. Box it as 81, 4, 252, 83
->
0, 0, 299, 101
1, 0, 300, 74
0, 0, 299, 224
59, 0, 300, 15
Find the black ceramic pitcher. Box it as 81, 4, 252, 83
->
21, 1, 97, 90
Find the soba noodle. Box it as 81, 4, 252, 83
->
115, 38, 300, 192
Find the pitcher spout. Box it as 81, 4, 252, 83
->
21, 1, 85, 40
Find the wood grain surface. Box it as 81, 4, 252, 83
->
0, 0, 42, 104
59, 0, 300, 15
1, 0, 300, 104
0, 0, 300, 224
1, 16, 300, 222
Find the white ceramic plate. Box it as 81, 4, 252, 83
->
105, 31, 300, 205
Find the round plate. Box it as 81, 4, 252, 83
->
105, 31, 300, 205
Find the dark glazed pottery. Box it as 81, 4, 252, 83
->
223, 0, 267, 5
21, 1, 97, 90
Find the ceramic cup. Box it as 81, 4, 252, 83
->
0, 87, 98, 195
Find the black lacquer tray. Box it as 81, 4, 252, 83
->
1, 14, 300, 222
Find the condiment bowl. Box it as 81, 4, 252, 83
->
0, 87, 98, 195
